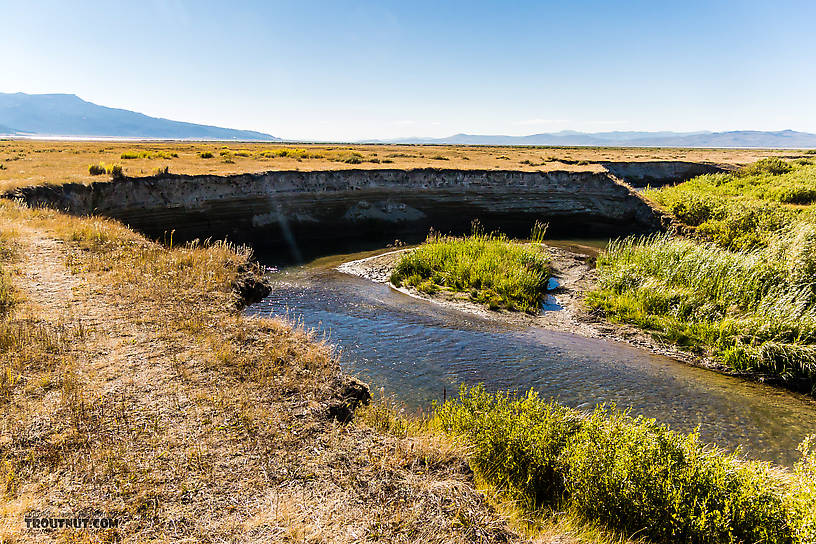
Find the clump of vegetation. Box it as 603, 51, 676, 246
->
390, 223, 550, 312
106, 164, 124, 179
333, 151, 364, 164
153, 166, 170, 176
198, 151, 214, 159
592, 159, 816, 392
430, 155, 449, 161
644, 160, 816, 249
88, 163, 106, 175
434, 385, 816, 544
257, 147, 323, 160
588, 230, 816, 390
120, 150, 178, 160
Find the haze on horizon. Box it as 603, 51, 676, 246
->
4, 0, 816, 141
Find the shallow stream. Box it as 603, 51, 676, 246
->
247, 246, 816, 466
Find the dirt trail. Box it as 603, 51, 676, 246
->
2, 215, 555, 543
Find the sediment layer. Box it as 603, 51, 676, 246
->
10, 167, 670, 261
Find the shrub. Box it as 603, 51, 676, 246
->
88, 163, 106, 176
153, 166, 170, 176
106, 164, 124, 179
774, 186, 816, 205
198, 151, 214, 159
739, 157, 793, 177
435, 385, 816, 543
120, 150, 178, 160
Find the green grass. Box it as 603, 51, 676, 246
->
590, 159, 816, 392
390, 224, 550, 312
643, 159, 816, 250
434, 385, 816, 544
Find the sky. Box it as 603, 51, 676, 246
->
3, 0, 816, 141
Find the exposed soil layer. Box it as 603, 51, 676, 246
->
9, 167, 674, 262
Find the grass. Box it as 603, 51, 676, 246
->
643, 158, 816, 249
390, 223, 551, 312
120, 150, 178, 160
590, 159, 816, 393
431, 385, 816, 544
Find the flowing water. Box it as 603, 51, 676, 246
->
247, 246, 816, 466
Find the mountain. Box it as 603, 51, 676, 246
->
0, 92, 279, 141
379, 130, 816, 148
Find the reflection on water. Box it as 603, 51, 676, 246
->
247, 250, 816, 466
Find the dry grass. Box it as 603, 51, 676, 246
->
0, 200, 576, 543
0, 140, 800, 193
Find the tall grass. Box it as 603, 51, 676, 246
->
592, 160, 816, 391
435, 385, 816, 544
390, 223, 550, 312
588, 228, 816, 391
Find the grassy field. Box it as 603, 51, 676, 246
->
588, 158, 816, 393
0, 139, 806, 193
390, 224, 550, 312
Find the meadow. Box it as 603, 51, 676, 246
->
589, 158, 816, 393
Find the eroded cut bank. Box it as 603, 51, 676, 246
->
9, 168, 667, 261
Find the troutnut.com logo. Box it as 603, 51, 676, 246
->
24, 512, 120, 530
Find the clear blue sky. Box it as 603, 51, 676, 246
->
3, 0, 816, 140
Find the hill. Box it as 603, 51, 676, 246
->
384, 129, 816, 148
0, 92, 279, 140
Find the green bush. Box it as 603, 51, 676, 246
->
88, 163, 106, 176
198, 151, 214, 159
120, 150, 178, 160
390, 224, 550, 312
435, 385, 816, 543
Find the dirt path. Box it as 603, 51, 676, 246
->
2, 211, 561, 543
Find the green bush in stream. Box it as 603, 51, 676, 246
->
433, 385, 816, 543
390, 223, 550, 312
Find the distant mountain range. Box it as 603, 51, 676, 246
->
375, 130, 816, 148
0, 92, 279, 141
2, 92, 815, 147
